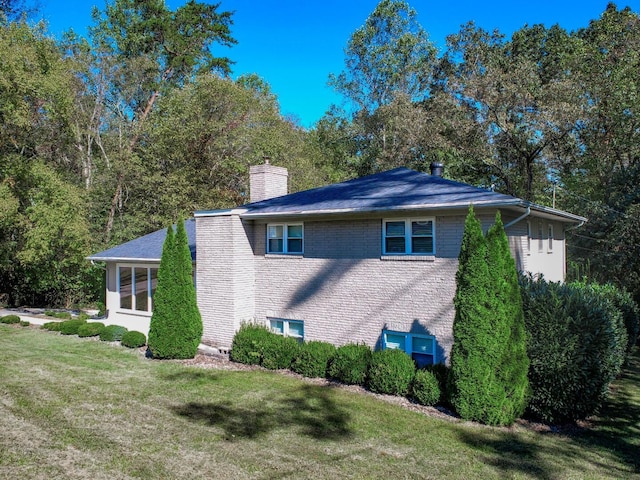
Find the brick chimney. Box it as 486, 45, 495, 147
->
249, 159, 288, 203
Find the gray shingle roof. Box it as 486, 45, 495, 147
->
238, 167, 521, 217
87, 219, 196, 262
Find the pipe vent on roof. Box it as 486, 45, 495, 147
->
430, 162, 444, 177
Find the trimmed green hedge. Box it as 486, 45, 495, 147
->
366, 349, 415, 396
411, 369, 441, 406
291, 341, 336, 378
520, 276, 628, 423
42, 321, 63, 331
230, 323, 273, 365
328, 343, 371, 385
100, 325, 128, 342
121, 331, 147, 348
78, 322, 105, 338
0, 315, 21, 324
59, 319, 87, 335
261, 334, 300, 370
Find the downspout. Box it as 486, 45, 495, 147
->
504, 205, 531, 229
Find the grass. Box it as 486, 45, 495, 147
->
1, 326, 639, 479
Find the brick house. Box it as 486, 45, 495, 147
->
88, 163, 585, 365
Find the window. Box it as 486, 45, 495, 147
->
267, 223, 303, 254
383, 218, 435, 255
548, 224, 554, 252
526, 221, 531, 254
382, 330, 436, 367
538, 221, 544, 252
269, 318, 304, 342
118, 265, 158, 313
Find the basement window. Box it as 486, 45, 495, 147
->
382, 330, 436, 367
269, 318, 304, 342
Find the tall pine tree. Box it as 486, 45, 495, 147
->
147, 219, 202, 359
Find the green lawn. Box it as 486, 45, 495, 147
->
1, 326, 639, 479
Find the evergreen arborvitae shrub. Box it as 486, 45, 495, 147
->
261, 334, 300, 370
485, 212, 530, 424
450, 207, 495, 422
100, 325, 128, 342
1, 315, 21, 324
291, 341, 336, 378
451, 208, 529, 426
328, 343, 372, 385
121, 331, 147, 348
520, 275, 627, 423
411, 369, 441, 406
59, 319, 87, 335
366, 349, 415, 396
77, 322, 105, 338
230, 323, 273, 365
147, 219, 203, 359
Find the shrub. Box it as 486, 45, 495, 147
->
261, 334, 300, 370
100, 325, 128, 342
366, 349, 415, 396
20, 320, 30, 327
451, 209, 529, 426
77, 322, 105, 338
411, 369, 441, 406
53, 311, 72, 320
121, 331, 147, 348
76, 312, 90, 322
328, 343, 372, 385
42, 321, 63, 331
291, 341, 336, 378
230, 323, 273, 365
59, 319, 87, 335
520, 276, 628, 423
424, 363, 451, 404
44, 310, 55, 317
147, 219, 202, 359
1, 315, 21, 324
586, 283, 639, 362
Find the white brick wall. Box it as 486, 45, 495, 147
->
194, 210, 569, 362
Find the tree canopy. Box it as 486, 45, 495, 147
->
1, 0, 639, 307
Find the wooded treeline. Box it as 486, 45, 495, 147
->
1, 0, 638, 307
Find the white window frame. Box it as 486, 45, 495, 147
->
382, 330, 437, 366
268, 318, 304, 342
266, 223, 304, 254
382, 218, 435, 255
548, 224, 554, 252
116, 264, 158, 314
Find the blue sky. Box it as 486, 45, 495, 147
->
40, 0, 640, 128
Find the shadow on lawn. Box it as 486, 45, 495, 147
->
456, 351, 640, 478
171, 384, 352, 441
